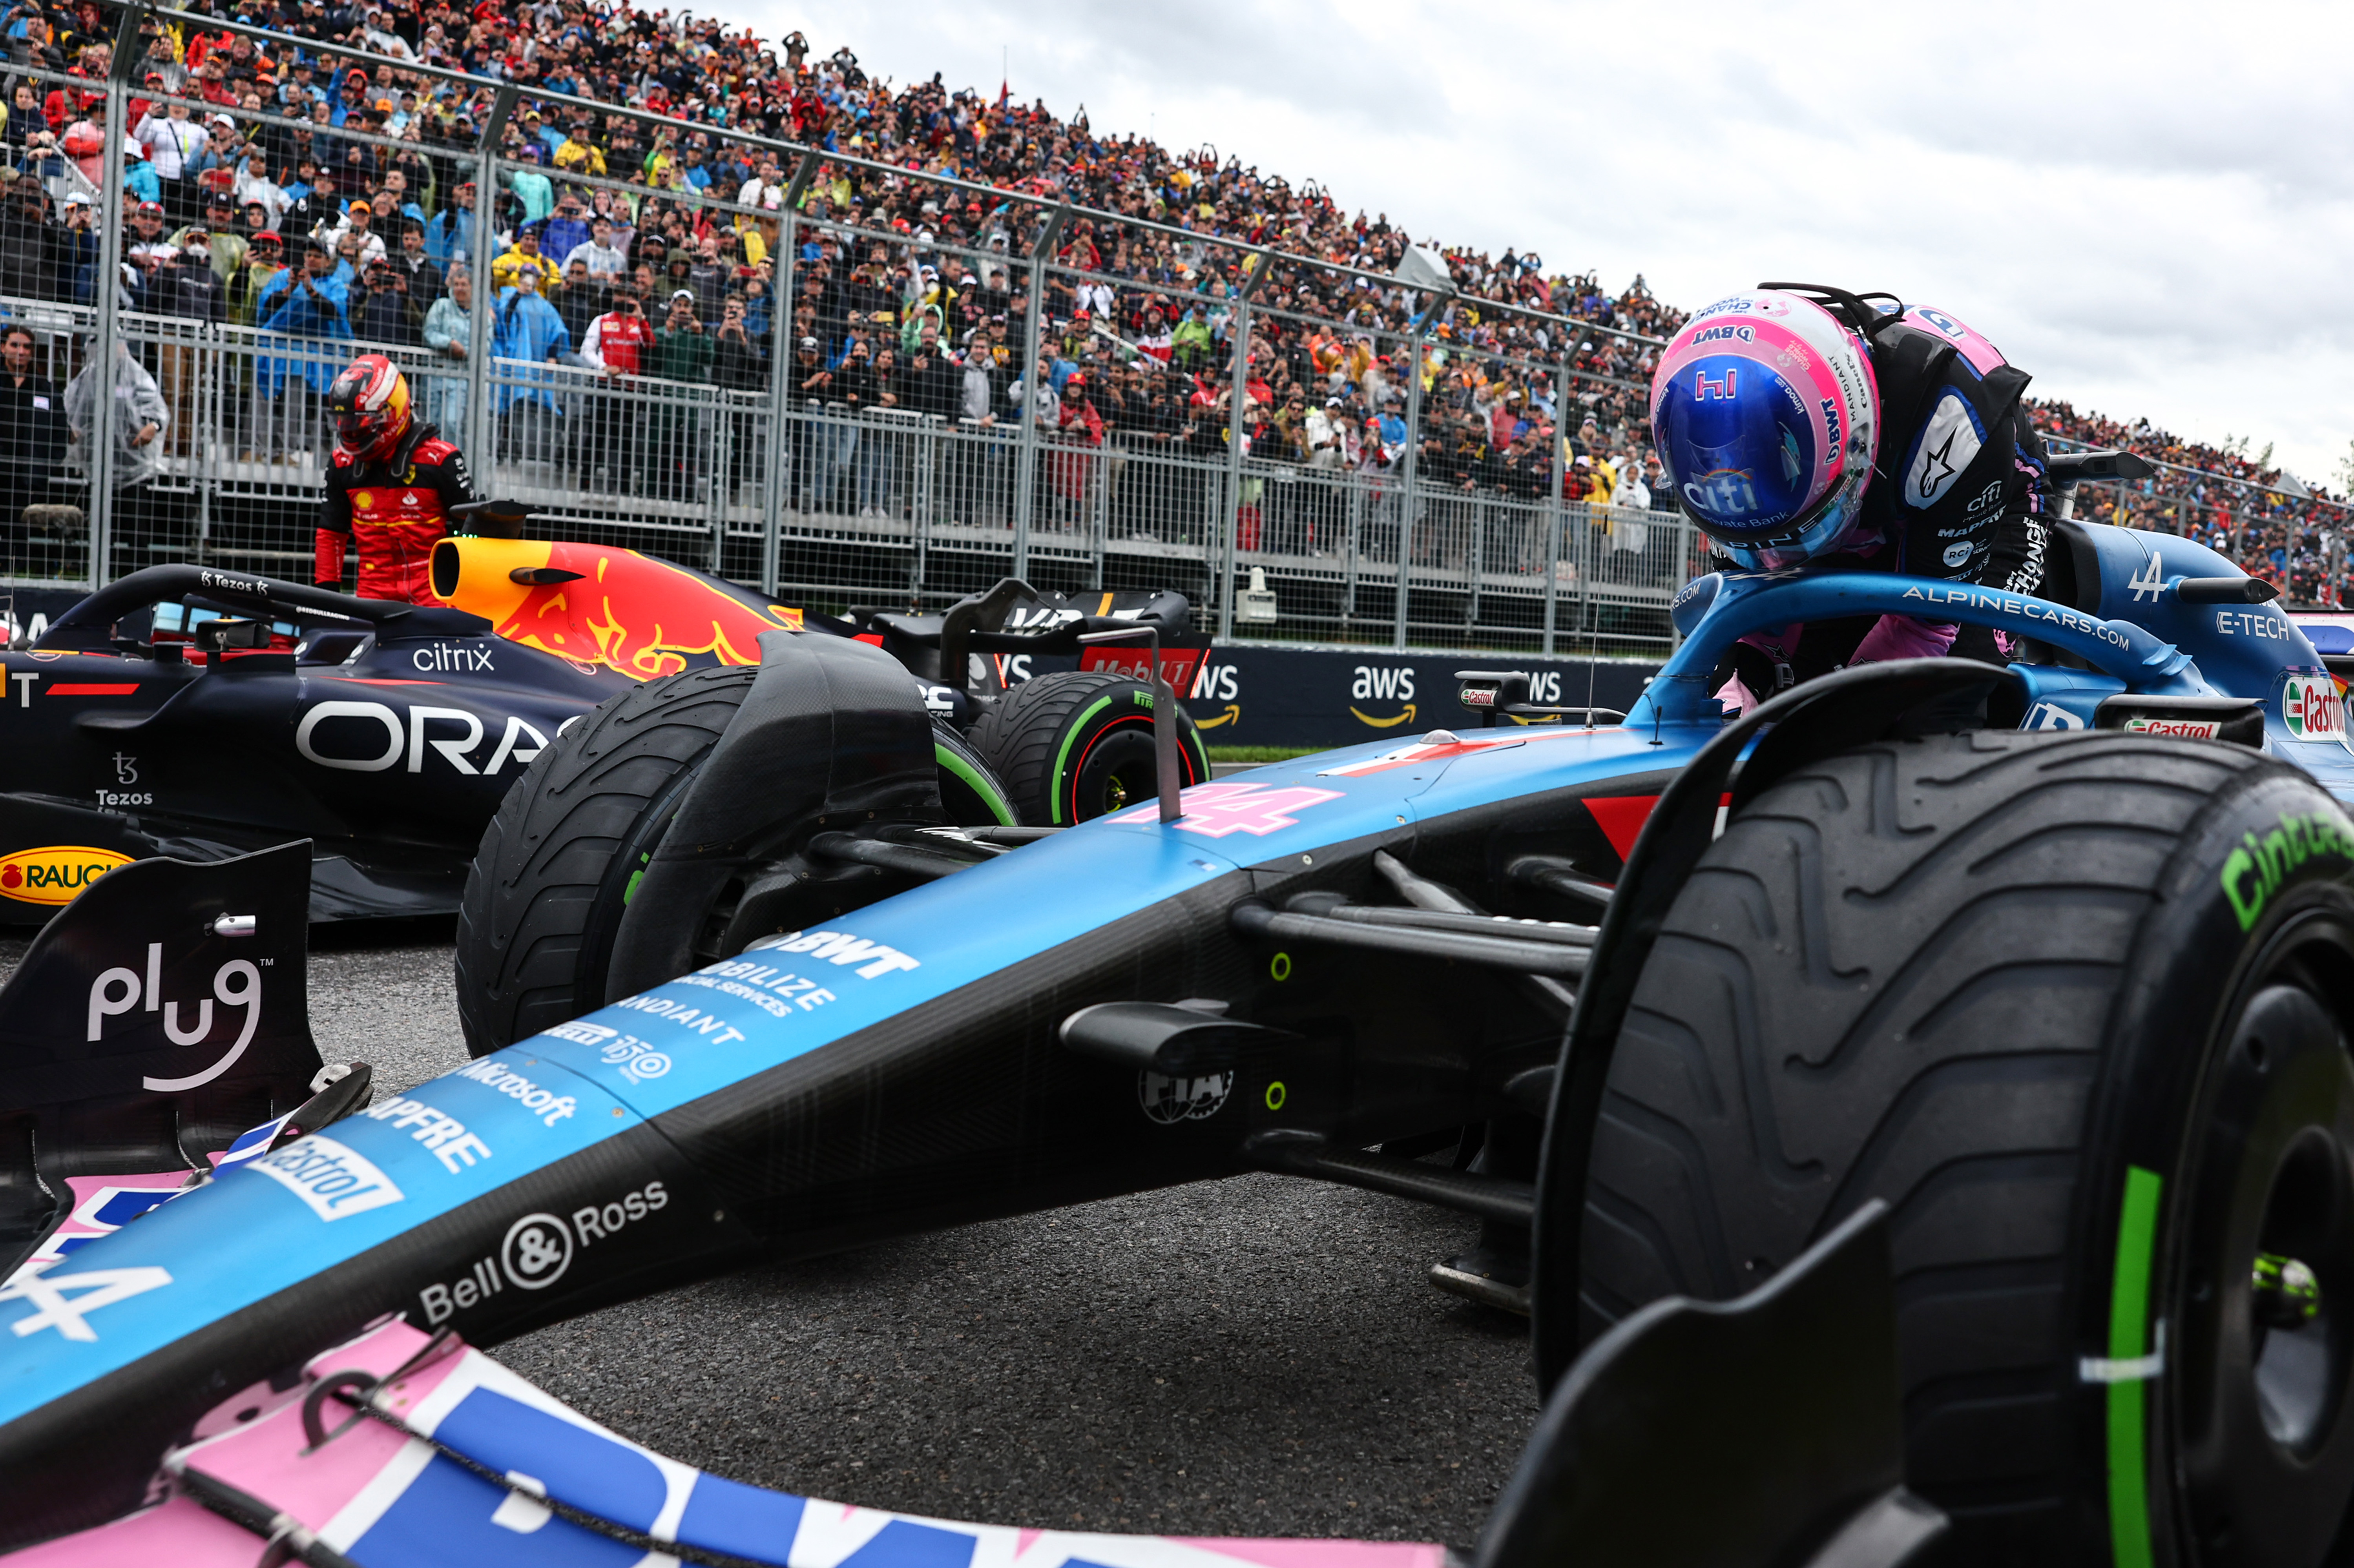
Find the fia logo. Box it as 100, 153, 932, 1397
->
2128, 554, 2166, 603
1139, 1068, 1232, 1124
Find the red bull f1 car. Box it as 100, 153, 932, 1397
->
0, 509, 1210, 925
3, 455, 2354, 1564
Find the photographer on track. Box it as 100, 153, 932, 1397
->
1648, 284, 2053, 714
314, 352, 476, 603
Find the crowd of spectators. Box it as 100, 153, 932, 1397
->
2029, 400, 2351, 605
0, 0, 2339, 594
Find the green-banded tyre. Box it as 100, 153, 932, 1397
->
966, 669, 1210, 827
1577, 729, 2354, 1566
456, 671, 1020, 1056
455, 665, 758, 1056
933, 720, 1018, 829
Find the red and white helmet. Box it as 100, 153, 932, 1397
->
327, 353, 412, 464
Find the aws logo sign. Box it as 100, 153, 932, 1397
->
0, 846, 133, 905
1188, 660, 1242, 730
1351, 665, 1418, 728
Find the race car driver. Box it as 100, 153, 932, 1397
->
1648, 284, 2053, 713
315, 352, 476, 603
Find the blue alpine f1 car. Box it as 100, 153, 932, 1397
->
4, 451, 2353, 1565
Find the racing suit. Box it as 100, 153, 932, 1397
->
315, 421, 476, 603
1715, 305, 2053, 707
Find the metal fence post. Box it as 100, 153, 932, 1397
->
87, 12, 144, 585
1541, 351, 1572, 657
1012, 205, 1067, 581
759, 154, 818, 599
466, 89, 517, 498
1216, 289, 1254, 641
1393, 315, 1426, 651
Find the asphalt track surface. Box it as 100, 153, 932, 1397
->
13, 924, 1540, 1549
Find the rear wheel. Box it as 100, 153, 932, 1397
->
967, 669, 1209, 827
1577, 729, 2354, 1564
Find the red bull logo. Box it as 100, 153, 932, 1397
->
431, 538, 803, 679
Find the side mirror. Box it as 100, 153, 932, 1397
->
194, 617, 268, 653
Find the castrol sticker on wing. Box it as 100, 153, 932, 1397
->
2281, 672, 2347, 745
2121, 716, 2224, 739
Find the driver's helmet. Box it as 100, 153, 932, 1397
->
327, 353, 412, 465
1649, 291, 1880, 570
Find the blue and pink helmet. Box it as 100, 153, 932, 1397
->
1650, 288, 1881, 570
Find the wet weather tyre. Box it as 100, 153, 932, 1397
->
933, 721, 1018, 828
1577, 730, 2354, 1566
966, 669, 1210, 827
454, 665, 757, 1057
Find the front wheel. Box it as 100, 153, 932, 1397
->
456, 672, 1018, 1055
966, 669, 1210, 827
1577, 729, 2354, 1565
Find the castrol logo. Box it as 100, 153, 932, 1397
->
2281, 674, 2346, 744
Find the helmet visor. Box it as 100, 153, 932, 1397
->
1653, 356, 1817, 536
337, 408, 396, 448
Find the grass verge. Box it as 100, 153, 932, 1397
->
1206, 746, 1322, 764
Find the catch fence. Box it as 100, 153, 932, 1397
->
1, 4, 2341, 657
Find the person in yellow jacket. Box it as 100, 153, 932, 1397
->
489, 222, 561, 294
1586, 449, 1619, 509
553, 123, 606, 178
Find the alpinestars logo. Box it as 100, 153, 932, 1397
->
1906, 393, 1984, 508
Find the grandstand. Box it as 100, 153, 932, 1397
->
0, 0, 2344, 634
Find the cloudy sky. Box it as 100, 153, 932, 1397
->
720, 0, 2354, 484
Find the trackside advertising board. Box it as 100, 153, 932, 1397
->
1175, 645, 1660, 747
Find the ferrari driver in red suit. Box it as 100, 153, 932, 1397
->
315, 353, 477, 603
